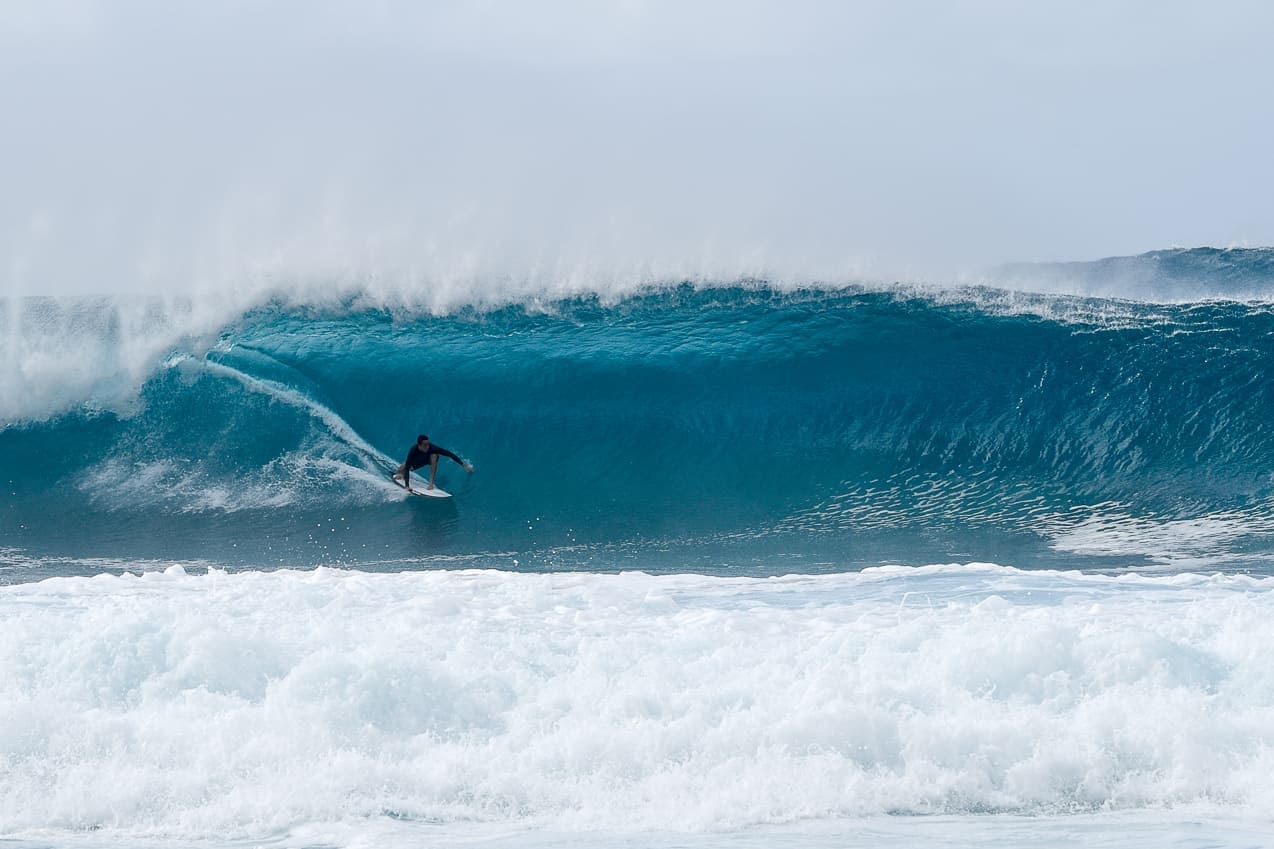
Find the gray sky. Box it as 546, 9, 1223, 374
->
3, 0, 1272, 296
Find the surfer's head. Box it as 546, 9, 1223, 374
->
417, 435, 430, 447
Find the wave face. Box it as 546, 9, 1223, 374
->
6, 249, 1274, 575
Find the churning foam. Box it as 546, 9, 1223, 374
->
3, 563, 1274, 842
0, 294, 243, 424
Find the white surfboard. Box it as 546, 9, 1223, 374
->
392, 474, 451, 499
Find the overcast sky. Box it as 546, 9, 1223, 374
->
3, 0, 1272, 295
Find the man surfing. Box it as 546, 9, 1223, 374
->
394, 434, 474, 492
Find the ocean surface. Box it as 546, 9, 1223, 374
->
3, 247, 1274, 847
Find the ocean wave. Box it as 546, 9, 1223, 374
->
5, 276, 1274, 569
5, 247, 1274, 425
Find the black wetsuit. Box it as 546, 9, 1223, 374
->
402, 444, 463, 486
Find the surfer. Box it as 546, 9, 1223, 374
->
395, 434, 474, 492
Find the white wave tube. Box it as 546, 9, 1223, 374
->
2, 563, 1274, 847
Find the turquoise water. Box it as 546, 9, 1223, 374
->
7, 253, 1274, 576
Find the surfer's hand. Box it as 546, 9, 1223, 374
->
464, 464, 474, 473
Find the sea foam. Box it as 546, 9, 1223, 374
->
2, 564, 1273, 841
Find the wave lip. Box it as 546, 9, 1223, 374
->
0, 294, 235, 424
6, 246, 1272, 425
3, 565, 1273, 840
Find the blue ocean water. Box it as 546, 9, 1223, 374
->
7, 250, 1274, 577
3, 248, 1274, 847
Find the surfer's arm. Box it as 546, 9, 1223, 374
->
436, 447, 475, 473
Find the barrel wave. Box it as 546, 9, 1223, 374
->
6, 249, 1274, 576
